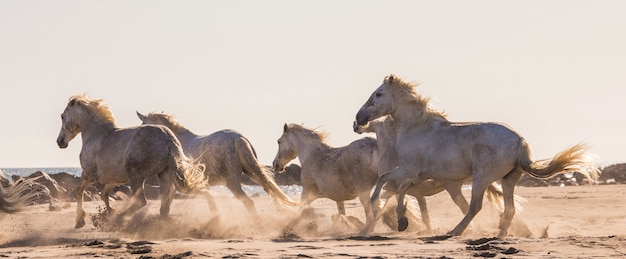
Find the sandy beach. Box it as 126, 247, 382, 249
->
1, 184, 625, 258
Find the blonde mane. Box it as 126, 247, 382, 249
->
68, 95, 117, 125
287, 123, 329, 143
385, 75, 447, 122
146, 112, 188, 133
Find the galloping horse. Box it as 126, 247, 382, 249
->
355, 75, 599, 237
137, 112, 296, 218
272, 123, 379, 234
57, 95, 206, 228
354, 116, 526, 234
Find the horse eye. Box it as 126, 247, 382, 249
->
375, 92, 382, 97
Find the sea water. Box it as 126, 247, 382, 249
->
0, 167, 303, 197
2, 167, 82, 178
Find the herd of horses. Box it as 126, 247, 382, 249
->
4, 74, 600, 238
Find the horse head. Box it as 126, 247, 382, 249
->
272, 123, 298, 172
355, 74, 398, 126
57, 98, 82, 148
137, 111, 188, 134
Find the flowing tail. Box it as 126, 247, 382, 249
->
484, 182, 526, 213
1, 177, 47, 213
170, 144, 207, 193
518, 142, 600, 184
236, 137, 298, 206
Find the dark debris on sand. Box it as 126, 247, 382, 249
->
465, 237, 521, 257
419, 234, 453, 243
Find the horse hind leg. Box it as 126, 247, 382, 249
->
118, 179, 148, 222
227, 182, 258, 219
157, 170, 176, 217
447, 180, 491, 236
203, 189, 219, 213
415, 196, 432, 234
497, 169, 524, 237
100, 183, 117, 212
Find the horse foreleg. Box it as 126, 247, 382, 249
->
374, 185, 396, 224
357, 190, 376, 236
336, 201, 346, 215
396, 177, 424, 232
371, 166, 406, 204
75, 179, 91, 228
282, 192, 317, 233
370, 175, 391, 203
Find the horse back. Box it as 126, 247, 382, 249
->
399, 121, 522, 180
341, 137, 379, 186
186, 129, 247, 177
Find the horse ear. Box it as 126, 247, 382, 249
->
136, 111, 147, 121
283, 123, 289, 132
68, 96, 79, 106
387, 74, 396, 85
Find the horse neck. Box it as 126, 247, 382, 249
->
290, 133, 330, 162
167, 126, 196, 146
391, 100, 448, 133
78, 115, 116, 145
373, 125, 396, 152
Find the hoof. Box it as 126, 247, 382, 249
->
446, 230, 461, 237
398, 216, 408, 232
75, 220, 86, 229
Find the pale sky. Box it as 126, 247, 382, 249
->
1, 1, 625, 168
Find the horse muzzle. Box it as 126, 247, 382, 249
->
355, 109, 370, 126
352, 121, 363, 134
272, 160, 285, 172
57, 137, 68, 149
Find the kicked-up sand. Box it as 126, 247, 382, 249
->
1, 184, 625, 258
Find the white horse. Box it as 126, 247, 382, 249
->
355, 75, 599, 237
57, 95, 206, 228
354, 116, 525, 234
272, 123, 379, 234
137, 112, 296, 218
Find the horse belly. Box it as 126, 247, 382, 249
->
400, 145, 473, 182
96, 169, 129, 184
315, 174, 358, 201
89, 151, 131, 184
